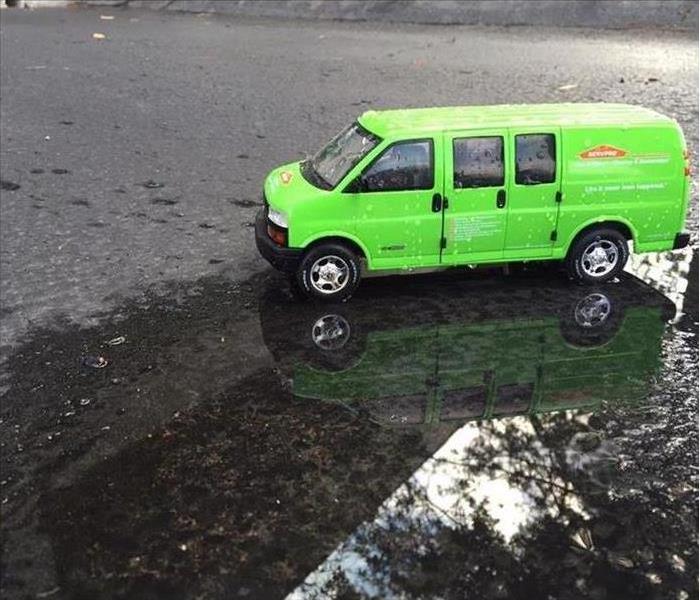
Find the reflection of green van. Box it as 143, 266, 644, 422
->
255, 104, 690, 301
260, 271, 674, 426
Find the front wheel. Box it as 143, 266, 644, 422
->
559, 290, 623, 347
296, 243, 361, 302
566, 228, 629, 284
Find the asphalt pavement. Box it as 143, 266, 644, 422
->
0, 5, 698, 600
1, 5, 698, 350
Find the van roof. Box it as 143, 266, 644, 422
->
357, 103, 673, 138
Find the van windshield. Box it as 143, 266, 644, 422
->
305, 123, 380, 189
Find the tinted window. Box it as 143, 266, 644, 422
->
515, 134, 556, 185
453, 137, 504, 188
493, 383, 534, 415
363, 140, 433, 192
441, 386, 487, 420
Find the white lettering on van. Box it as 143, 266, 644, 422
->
583, 182, 666, 194
450, 215, 502, 242
635, 156, 671, 165
636, 182, 666, 190
575, 155, 670, 168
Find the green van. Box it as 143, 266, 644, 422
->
255, 103, 691, 300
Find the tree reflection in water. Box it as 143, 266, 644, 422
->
295, 407, 696, 600
284, 266, 697, 600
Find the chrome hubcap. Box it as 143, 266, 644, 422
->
311, 314, 351, 350
581, 240, 618, 277
574, 293, 612, 328
309, 255, 349, 294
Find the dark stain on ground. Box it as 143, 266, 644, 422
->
0, 180, 21, 191
1, 272, 457, 599
231, 199, 259, 208
150, 197, 179, 206
236, 153, 249, 159
0, 305, 17, 318
46, 370, 428, 599
0, 263, 697, 599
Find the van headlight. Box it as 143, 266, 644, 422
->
268, 208, 288, 229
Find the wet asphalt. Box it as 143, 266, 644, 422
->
0, 5, 698, 600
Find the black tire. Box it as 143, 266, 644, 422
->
566, 228, 629, 284
286, 273, 307, 300
296, 243, 361, 302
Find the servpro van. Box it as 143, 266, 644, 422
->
255, 104, 691, 301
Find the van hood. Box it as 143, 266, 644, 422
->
263, 161, 324, 213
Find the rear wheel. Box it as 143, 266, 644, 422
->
296, 243, 361, 302
566, 228, 628, 284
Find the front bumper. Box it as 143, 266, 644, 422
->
254, 209, 303, 273
673, 232, 691, 250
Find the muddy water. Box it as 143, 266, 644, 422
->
1, 255, 697, 599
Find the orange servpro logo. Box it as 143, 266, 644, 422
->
279, 171, 294, 184
579, 145, 628, 159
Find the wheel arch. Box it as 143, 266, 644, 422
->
301, 233, 371, 266
563, 218, 637, 256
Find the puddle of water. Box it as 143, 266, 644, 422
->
0, 256, 696, 599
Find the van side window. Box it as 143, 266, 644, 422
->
453, 136, 504, 188
515, 134, 556, 185
493, 382, 533, 415
362, 140, 433, 192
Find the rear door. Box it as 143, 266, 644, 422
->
441, 130, 509, 264
504, 129, 562, 258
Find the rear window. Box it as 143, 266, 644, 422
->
515, 134, 556, 185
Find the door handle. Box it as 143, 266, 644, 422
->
496, 189, 506, 209
432, 193, 442, 212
